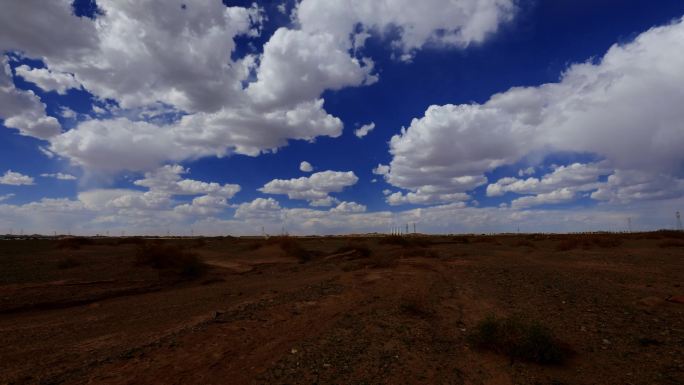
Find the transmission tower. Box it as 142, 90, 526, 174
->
627, 217, 633, 233
677, 211, 682, 231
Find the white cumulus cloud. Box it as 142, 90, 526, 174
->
260, 170, 359, 206
40, 173, 77, 181
15, 65, 80, 95
0, 193, 15, 202
0, 56, 61, 139
0, 170, 34, 186
330, 201, 367, 213
386, 18, 684, 207
133, 165, 240, 198
487, 163, 608, 197
299, 161, 314, 173
296, 0, 516, 55
354, 122, 375, 138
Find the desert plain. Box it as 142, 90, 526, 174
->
1, 233, 683, 385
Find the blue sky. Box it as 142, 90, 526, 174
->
1, 0, 684, 235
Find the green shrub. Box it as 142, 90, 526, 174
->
468, 315, 571, 365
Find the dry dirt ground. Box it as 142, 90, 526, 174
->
1, 233, 683, 385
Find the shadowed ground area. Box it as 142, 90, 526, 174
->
1, 233, 683, 384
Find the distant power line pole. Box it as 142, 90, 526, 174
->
677, 211, 682, 231
627, 217, 632, 233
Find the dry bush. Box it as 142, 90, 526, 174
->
333, 241, 372, 257
450, 236, 470, 244
192, 238, 207, 248
56, 237, 94, 250
468, 315, 571, 365
243, 240, 264, 251
626, 230, 684, 240
555, 237, 580, 251
379, 235, 409, 246
115, 237, 145, 245
379, 235, 430, 247
399, 290, 434, 318
659, 239, 684, 248
135, 243, 207, 278
525, 234, 549, 241
369, 253, 398, 268
470, 236, 501, 244
271, 236, 313, 263
592, 236, 622, 248
514, 239, 536, 248
57, 257, 81, 269
655, 230, 684, 239
402, 248, 439, 258
554, 235, 622, 251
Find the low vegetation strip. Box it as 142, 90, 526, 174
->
135, 243, 207, 278
468, 315, 572, 365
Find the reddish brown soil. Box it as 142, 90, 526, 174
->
1, 233, 683, 385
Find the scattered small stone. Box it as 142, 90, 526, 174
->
213, 310, 227, 323
602, 339, 611, 345
666, 295, 684, 304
